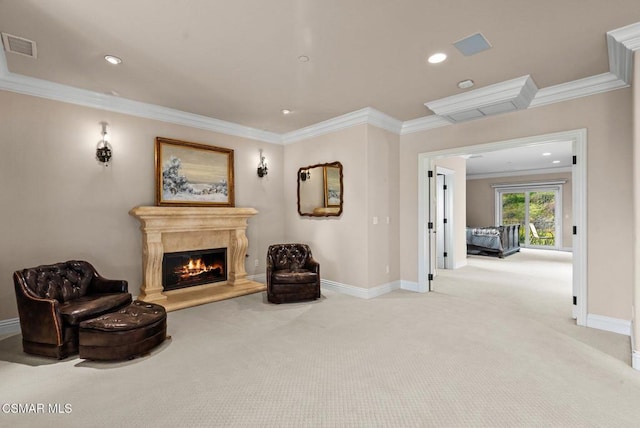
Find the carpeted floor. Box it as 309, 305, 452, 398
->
1, 249, 639, 427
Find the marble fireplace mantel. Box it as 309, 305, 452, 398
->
129, 206, 266, 311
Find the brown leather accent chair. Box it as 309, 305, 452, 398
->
267, 244, 321, 304
13, 260, 132, 359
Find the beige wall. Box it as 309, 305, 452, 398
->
367, 126, 400, 286
284, 125, 369, 287
2, 84, 635, 324
399, 89, 634, 320
466, 172, 573, 248
0, 90, 285, 320
283, 124, 400, 289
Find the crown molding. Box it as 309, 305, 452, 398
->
0, 48, 282, 144
400, 115, 452, 135
607, 21, 640, 84
530, 72, 628, 108
281, 107, 401, 145
367, 108, 404, 135
0, 21, 638, 142
404, 70, 627, 135
0, 71, 282, 144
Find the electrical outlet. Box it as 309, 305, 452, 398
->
386, 265, 390, 274
254, 259, 259, 267
373, 216, 378, 225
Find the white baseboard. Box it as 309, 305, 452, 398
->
0, 318, 20, 336
400, 280, 420, 292
321, 279, 400, 299
586, 314, 631, 336
633, 351, 640, 371
629, 320, 640, 372
454, 260, 468, 269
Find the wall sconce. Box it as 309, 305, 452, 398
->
257, 149, 268, 177
299, 169, 311, 181
96, 122, 112, 166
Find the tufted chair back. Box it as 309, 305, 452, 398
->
19, 260, 96, 303
267, 244, 312, 272
266, 244, 320, 304
13, 260, 130, 359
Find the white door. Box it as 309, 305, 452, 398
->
427, 170, 437, 289
436, 174, 446, 269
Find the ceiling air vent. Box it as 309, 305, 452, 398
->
454, 32, 492, 56
1, 33, 37, 58
425, 75, 539, 123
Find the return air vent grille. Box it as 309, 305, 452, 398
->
454, 32, 492, 56
424, 75, 539, 123
1, 33, 37, 58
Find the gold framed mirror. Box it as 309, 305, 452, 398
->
297, 161, 343, 217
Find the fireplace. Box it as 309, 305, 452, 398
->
130, 206, 266, 312
162, 248, 226, 291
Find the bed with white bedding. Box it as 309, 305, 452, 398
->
466, 225, 520, 258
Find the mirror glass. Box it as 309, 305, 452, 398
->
297, 162, 343, 217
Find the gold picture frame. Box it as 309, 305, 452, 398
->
155, 137, 235, 207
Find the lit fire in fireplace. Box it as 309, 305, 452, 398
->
175, 257, 224, 281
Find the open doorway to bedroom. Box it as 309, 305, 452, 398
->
417, 129, 587, 326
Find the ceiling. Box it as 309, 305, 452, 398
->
1, 0, 640, 135
464, 141, 573, 178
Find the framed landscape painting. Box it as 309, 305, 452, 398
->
155, 137, 235, 207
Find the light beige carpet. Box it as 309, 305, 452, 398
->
1, 249, 639, 427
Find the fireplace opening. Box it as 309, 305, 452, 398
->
162, 248, 227, 291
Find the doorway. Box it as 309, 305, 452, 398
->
417, 129, 587, 326
496, 185, 563, 249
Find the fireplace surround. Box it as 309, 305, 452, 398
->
130, 206, 265, 311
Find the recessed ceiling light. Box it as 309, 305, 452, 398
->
457, 79, 474, 89
542, 152, 552, 156
281, 109, 291, 115
298, 55, 309, 62
552, 160, 561, 164
104, 55, 122, 65
427, 53, 447, 64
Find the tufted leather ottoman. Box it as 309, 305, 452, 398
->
79, 300, 167, 361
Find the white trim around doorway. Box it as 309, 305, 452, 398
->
416, 129, 588, 327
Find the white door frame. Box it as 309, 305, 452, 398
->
417, 129, 587, 326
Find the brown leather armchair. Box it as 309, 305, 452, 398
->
267, 244, 321, 304
13, 260, 132, 359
